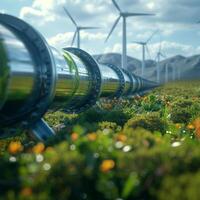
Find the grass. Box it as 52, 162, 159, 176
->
1, 80, 200, 200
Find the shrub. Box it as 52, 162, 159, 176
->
170, 99, 200, 123
124, 112, 167, 133
158, 172, 200, 200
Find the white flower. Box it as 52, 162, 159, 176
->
171, 141, 181, 147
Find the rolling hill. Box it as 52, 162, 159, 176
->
93, 53, 200, 82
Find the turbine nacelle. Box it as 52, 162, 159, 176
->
63, 6, 100, 48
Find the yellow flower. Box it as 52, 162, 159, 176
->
116, 134, 127, 142
100, 159, 115, 173
71, 132, 79, 141
21, 187, 32, 196
87, 133, 97, 141
8, 141, 23, 154
32, 143, 45, 154
187, 124, 195, 130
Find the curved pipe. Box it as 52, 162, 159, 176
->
0, 14, 158, 141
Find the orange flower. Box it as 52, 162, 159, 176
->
100, 159, 115, 173
192, 118, 200, 139
71, 132, 79, 141
187, 124, 195, 130
116, 134, 127, 142
87, 133, 97, 141
8, 141, 23, 154
21, 187, 32, 196
175, 123, 182, 129
32, 143, 45, 154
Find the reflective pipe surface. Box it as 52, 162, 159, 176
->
0, 17, 56, 134
51, 48, 94, 112
99, 63, 121, 97
121, 69, 133, 96
0, 23, 37, 114
0, 14, 56, 140
0, 14, 158, 141
130, 74, 139, 94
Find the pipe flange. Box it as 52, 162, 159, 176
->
63, 47, 102, 113
0, 34, 9, 110
0, 14, 56, 138
121, 69, 134, 96
104, 63, 125, 98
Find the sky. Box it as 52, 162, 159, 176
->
1, 0, 200, 60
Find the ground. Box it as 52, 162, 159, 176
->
1, 80, 200, 200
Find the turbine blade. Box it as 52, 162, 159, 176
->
146, 29, 159, 43
124, 12, 155, 17
80, 27, 100, 30
105, 16, 121, 42
132, 41, 143, 45
71, 31, 77, 46
112, 0, 121, 12
63, 6, 77, 27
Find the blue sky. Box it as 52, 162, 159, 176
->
1, 0, 200, 60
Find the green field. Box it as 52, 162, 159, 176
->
1, 80, 200, 200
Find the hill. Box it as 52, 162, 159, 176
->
93, 53, 200, 82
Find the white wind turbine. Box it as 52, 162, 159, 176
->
63, 7, 100, 48
105, 0, 155, 70
155, 40, 166, 83
132, 30, 159, 77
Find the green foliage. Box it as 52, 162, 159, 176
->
124, 112, 167, 133
141, 94, 165, 112
170, 99, 200, 123
1, 80, 200, 199
158, 172, 200, 200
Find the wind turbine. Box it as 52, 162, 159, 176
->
105, 0, 155, 70
132, 30, 158, 77
155, 40, 166, 83
63, 7, 99, 48
165, 63, 169, 83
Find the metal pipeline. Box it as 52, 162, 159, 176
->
0, 14, 158, 141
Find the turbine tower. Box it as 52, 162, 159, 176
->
165, 63, 169, 83
155, 41, 166, 83
132, 30, 158, 77
63, 7, 99, 48
105, 0, 155, 70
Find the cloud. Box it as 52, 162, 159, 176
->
48, 31, 107, 48
0, 9, 6, 14
48, 32, 74, 48
19, 0, 59, 25
20, 7, 56, 25
16, 0, 200, 59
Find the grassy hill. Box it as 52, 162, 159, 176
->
1, 80, 200, 199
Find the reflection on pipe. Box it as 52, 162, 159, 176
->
0, 14, 158, 141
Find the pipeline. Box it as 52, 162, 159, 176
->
0, 14, 158, 141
